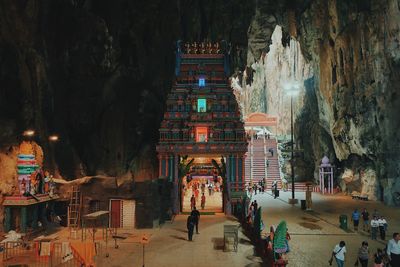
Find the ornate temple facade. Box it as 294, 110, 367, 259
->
156, 41, 248, 214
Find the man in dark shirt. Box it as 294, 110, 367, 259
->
187, 215, 195, 241
361, 208, 370, 232
191, 206, 201, 234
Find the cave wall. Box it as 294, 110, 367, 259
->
0, 0, 255, 185
241, 0, 400, 204
0, 0, 399, 206
295, 0, 400, 204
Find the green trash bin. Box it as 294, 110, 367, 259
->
339, 215, 348, 230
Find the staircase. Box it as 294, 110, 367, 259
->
68, 186, 82, 231
245, 137, 280, 186
245, 136, 309, 192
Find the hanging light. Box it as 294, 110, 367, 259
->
49, 135, 59, 142
23, 129, 35, 136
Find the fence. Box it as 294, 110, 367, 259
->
2, 240, 102, 267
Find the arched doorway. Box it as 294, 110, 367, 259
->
181, 156, 223, 213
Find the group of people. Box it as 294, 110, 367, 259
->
190, 193, 206, 210
351, 208, 389, 240
330, 233, 400, 267
247, 181, 265, 195
246, 200, 258, 225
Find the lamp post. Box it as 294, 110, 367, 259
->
284, 81, 300, 204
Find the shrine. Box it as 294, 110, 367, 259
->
3, 141, 59, 233
156, 41, 248, 214
319, 156, 334, 194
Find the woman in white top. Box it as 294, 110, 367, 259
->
371, 216, 379, 240
378, 216, 387, 240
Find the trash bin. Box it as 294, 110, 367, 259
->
301, 200, 306, 210
339, 215, 348, 230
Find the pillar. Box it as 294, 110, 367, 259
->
161, 156, 167, 177
158, 156, 162, 177
20, 207, 27, 233
235, 155, 239, 191
4, 207, 12, 232
31, 205, 38, 229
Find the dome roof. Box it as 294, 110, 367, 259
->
322, 156, 330, 165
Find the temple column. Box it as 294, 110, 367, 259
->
20, 207, 27, 233
158, 156, 162, 177
31, 205, 38, 229
235, 155, 239, 191
242, 156, 246, 191
166, 155, 170, 180
4, 207, 12, 232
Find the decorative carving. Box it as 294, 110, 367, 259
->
183, 42, 222, 54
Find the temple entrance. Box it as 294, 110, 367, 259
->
181, 156, 223, 213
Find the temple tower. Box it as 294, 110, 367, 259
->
156, 41, 248, 214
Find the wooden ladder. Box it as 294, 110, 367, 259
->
68, 186, 82, 237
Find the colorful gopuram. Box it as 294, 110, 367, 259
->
3, 141, 58, 233
156, 41, 248, 214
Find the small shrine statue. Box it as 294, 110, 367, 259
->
213, 42, 220, 54
192, 42, 198, 54
200, 42, 206, 54
49, 175, 55, 197
207, 41, 213, 53
44, 171, 50, 193
184, 43, 191, 54
20, 180, 26, 195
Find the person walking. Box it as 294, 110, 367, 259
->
273, 181, 279, 199
253, 200, 258, 216
352, 208, 360, 231
190, 194, 196, 210
356, 241, 369, 267
371, 216, 379, 240
361, 208, 370, 232
387, 232, 400, 266
373, 248, 384, 267
187, 215, 195, 241
330, 241, 346, 267
378, 216, 388, 240
201, 193, 206, 210
191, 206, 200, 234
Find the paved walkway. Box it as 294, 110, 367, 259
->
251, 191, 400, 267
94, 214, 262, 267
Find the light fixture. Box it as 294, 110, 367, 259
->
49, 135, 59, 142
283, 79, 301, 203
23, 130, 35, 136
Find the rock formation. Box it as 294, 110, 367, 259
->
0, 0, 399, 206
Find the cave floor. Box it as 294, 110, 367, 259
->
9, 192, 398, 267
94, 214, 261, 267
253, 191, 400, 267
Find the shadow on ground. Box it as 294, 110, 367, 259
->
170, 235, 187, 241
211, 237, 224, 250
